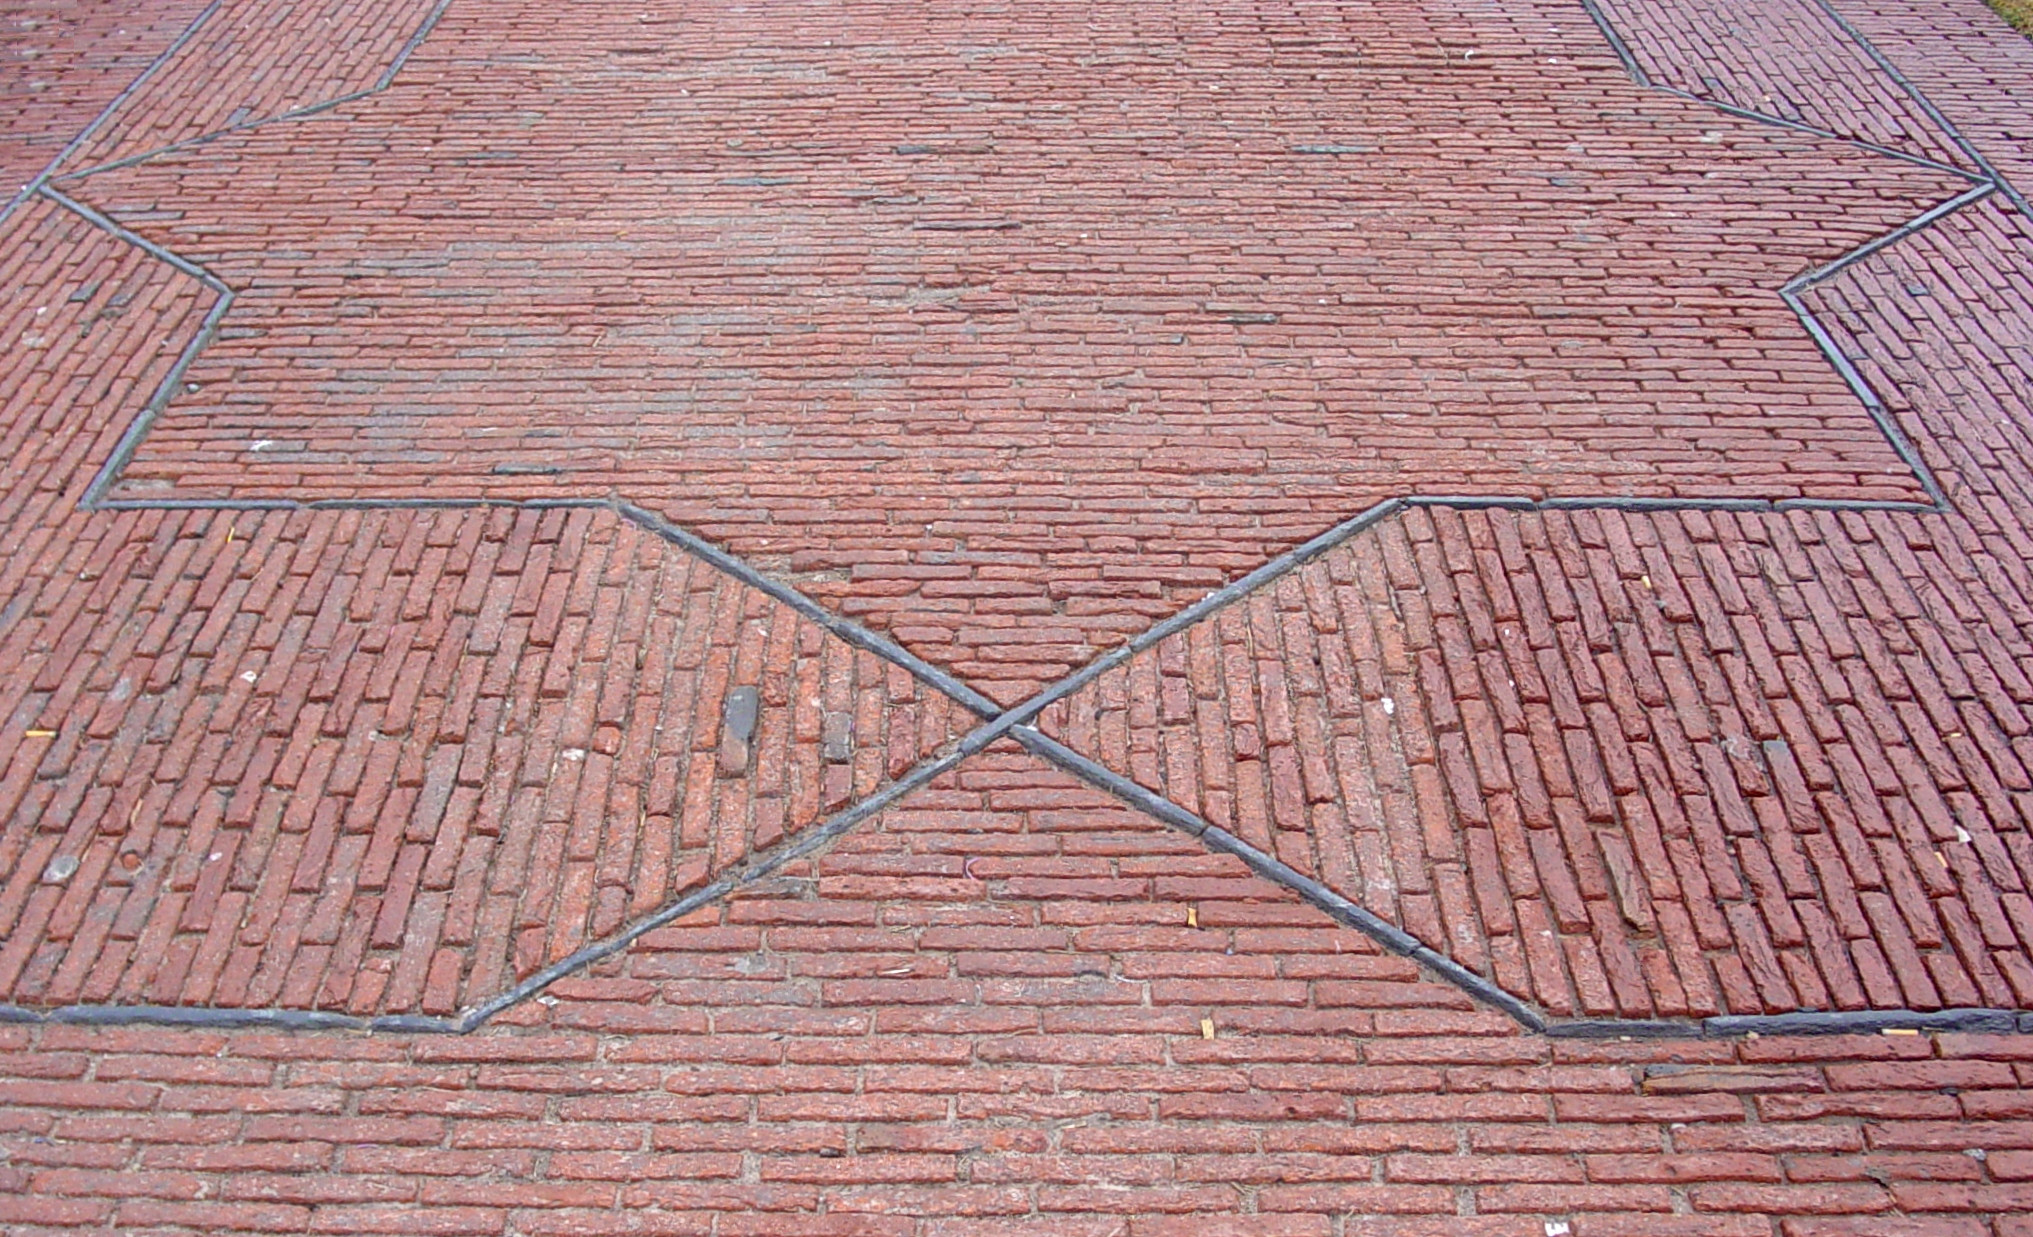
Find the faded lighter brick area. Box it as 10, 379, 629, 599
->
65, 0, 1968, 698
4, 0, 2033, 1232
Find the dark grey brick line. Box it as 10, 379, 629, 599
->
8, 0, 2027, 1037
0, 0, 227, 230
36, 185, 235, 510
1808, 0, 2032, 216
51, 0, 456, 186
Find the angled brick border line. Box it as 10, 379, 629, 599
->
1805, 0, 2033, 217
0, 496, 1013, 1036
953, 492, 2033, 1039
2, 0, 455, 224
1577, 0, 2029, 217
45, 0, 457, 187
1010, 731, 2033, 1040
1576, 0, 1991, 181
36, 185, 238, 511
1778, 178, 1994, 511
0, 0, 228, 230
0, 704, 991, 1036
5, 0, 2031, 1037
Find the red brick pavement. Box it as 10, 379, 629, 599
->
55, 0, 447, 177
0, 498, 967, 1017
4, 0, 2033, 1231
1042, 502, 2033, 1021
1032, 0, 2033, 1028
7, 758, 2033, 1235
0, 0, 209, 193
9, 1018, 2033, 1237
59, 0, 1967, 696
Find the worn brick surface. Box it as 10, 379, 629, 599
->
0, 760, 2030, 1232
51, 0, 1970, 696
0, 0, 209, 191
0, 499, 965, 1016
1037, 1, 2033, 1020
3, 0, 2033, 1230
3, 38, 971, 1017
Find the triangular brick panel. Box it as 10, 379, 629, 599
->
1043, 501, 2033, 1021
573, 748, 1496, 1043
1041, 168, 2033, 1026
0, 505, 972, 1017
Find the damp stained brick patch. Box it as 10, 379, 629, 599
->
7, 0, 2033, 1230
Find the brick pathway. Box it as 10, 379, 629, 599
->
5, 0, 2033, 1231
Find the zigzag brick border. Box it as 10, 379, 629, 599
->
4, 0, 2028, 1037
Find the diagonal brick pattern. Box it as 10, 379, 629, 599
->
0, 194, 211, 506
53, 0, 447, 177
1822, 0, 2033, 194
1593, 0, 1977, 169
1041, 501, 2033, 1020
1038, 104, 2033, 1024
4, 0, 2033, 1230
5, 827, 2033, 1231
0, 0, 209, 193
0, 503, 968, 1017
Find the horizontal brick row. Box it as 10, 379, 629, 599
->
54, 0, 443, 176
0, 755, 2030, 1232
58, 0, 1963, 697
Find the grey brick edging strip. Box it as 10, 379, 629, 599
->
36, 185, 238, 510
46, 0, 458, 185
1806, 0, 2033, 218
1778, 178, 2000, 511
7, 0, 2032, 1039
0, 724, 993, 1036
0, 1001, 457, 1034
1008, 727, 1553, 1032
1551, 1008, 2033, 1038
612, 503, 1006, 719
0, 0, 228, 230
